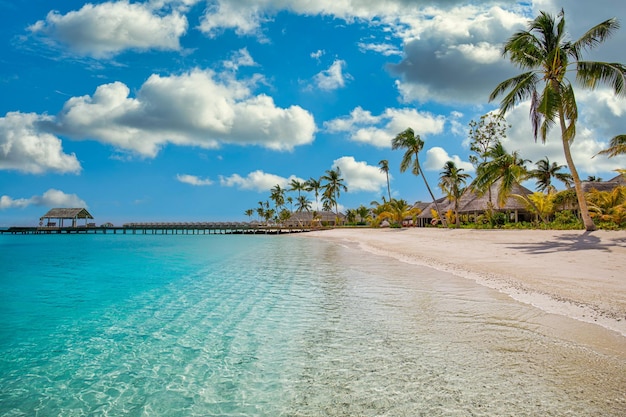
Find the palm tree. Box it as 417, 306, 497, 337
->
489, 9, 626, 231
305, 177, 322, 208
378, 159, 392, 202
321, 167, 347, 221
244, 209, 254, 222
295, 195, 312, 212
596, 134, 626, 158
392, 127, 447, 226
472, 142, 529, 208
529, 156, 573, 193
439, 161, 471, 228
270, 184, 285, 212
289, 179, 307, 198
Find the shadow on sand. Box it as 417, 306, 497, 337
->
506, 231, 626, 254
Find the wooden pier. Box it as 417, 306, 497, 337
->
0, 222, 315, 235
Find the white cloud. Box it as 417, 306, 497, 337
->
311, 49, 325, 60
332, 156, 387, 192
313, 59, 349, 91
49, 69, 316, 157
0, 112, 81, 174
223, 48, 257, 71
424, 147, 474, 173
176, 174, 213, 186
28, 1, 188, 58
1, 189, 86, 209
219, 170, 302, 192
325, 107, 445, 148
358, 42, 402, 56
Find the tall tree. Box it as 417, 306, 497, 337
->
321, 168, 347, 221
392, 127, 447, 226
439, 161, 471, 228
489, 9, 626, 231
378, 159, 392, 202
529, 156, 573, 193
295, 195, 312, 212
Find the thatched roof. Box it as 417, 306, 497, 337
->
40, 208, 94, 220
582, 174, 626, 193
287, 211, 345, 222
417, 179, 533, 218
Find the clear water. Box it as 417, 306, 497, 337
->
0, 234, 624, 416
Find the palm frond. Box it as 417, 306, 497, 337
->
576, 61, 626, 96
595, 134, 626, 158
489, 72, 539, 114
570, 18, 620, 60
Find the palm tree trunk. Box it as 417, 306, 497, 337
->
386, 173, 391, 202
417, 162, 447, 227
557, 108, 596, 231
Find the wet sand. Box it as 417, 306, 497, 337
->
302, 228, 626, 342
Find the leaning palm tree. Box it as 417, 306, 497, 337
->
392, 127, 447, 226
529, 156, 573, 193
489, 9, 626, 231
439, 161, 471, 228
321, 167, 348, 222
378, 159, 392, 202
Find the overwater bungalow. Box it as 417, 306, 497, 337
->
40, 208, 95, 228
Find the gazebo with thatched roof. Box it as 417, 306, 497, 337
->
40, 208, 94, 228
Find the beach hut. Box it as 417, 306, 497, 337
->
581, 174, 626, 193
416, 179, 534, 226
40, 208, 94, 228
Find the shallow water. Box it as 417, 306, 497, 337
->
0, 234, 624, 416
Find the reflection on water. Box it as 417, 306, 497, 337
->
0, 235, 624, 416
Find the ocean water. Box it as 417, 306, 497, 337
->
0, 233, 625, 416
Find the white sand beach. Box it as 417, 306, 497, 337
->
303, 228, 626, 342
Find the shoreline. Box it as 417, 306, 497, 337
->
300, 228, 626, 339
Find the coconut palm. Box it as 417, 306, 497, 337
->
439, 161, 471, 228
472, 143, 529, 208
289, 179, 307, 198
321, 167, 347, 221
392, 127, 447, 226
489, 9, 626, 231
244, 209, 254, 222
378, 159, 392, 202
596, 134, 626, 158
295, 195, 312, 212
270, 184, 285, 211
529, 156, 573, 193
305, 177, 322, 207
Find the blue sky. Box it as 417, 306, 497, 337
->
1, 0, 625, 226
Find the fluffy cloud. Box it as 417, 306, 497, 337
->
313, 60, 350, 91
0, 112, 81, 174
46, 69, 315, 157
0, 189, 86, 209
176, 174, 213, 186
219, 170, 303, 192
28, 1, 188, 58
332, 156, 387, 192
424, 147, 474, 173
325, 107, 445, 147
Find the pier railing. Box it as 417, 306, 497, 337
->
1, 222, 316, 235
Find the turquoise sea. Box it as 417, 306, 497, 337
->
1, 233, 625, 416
